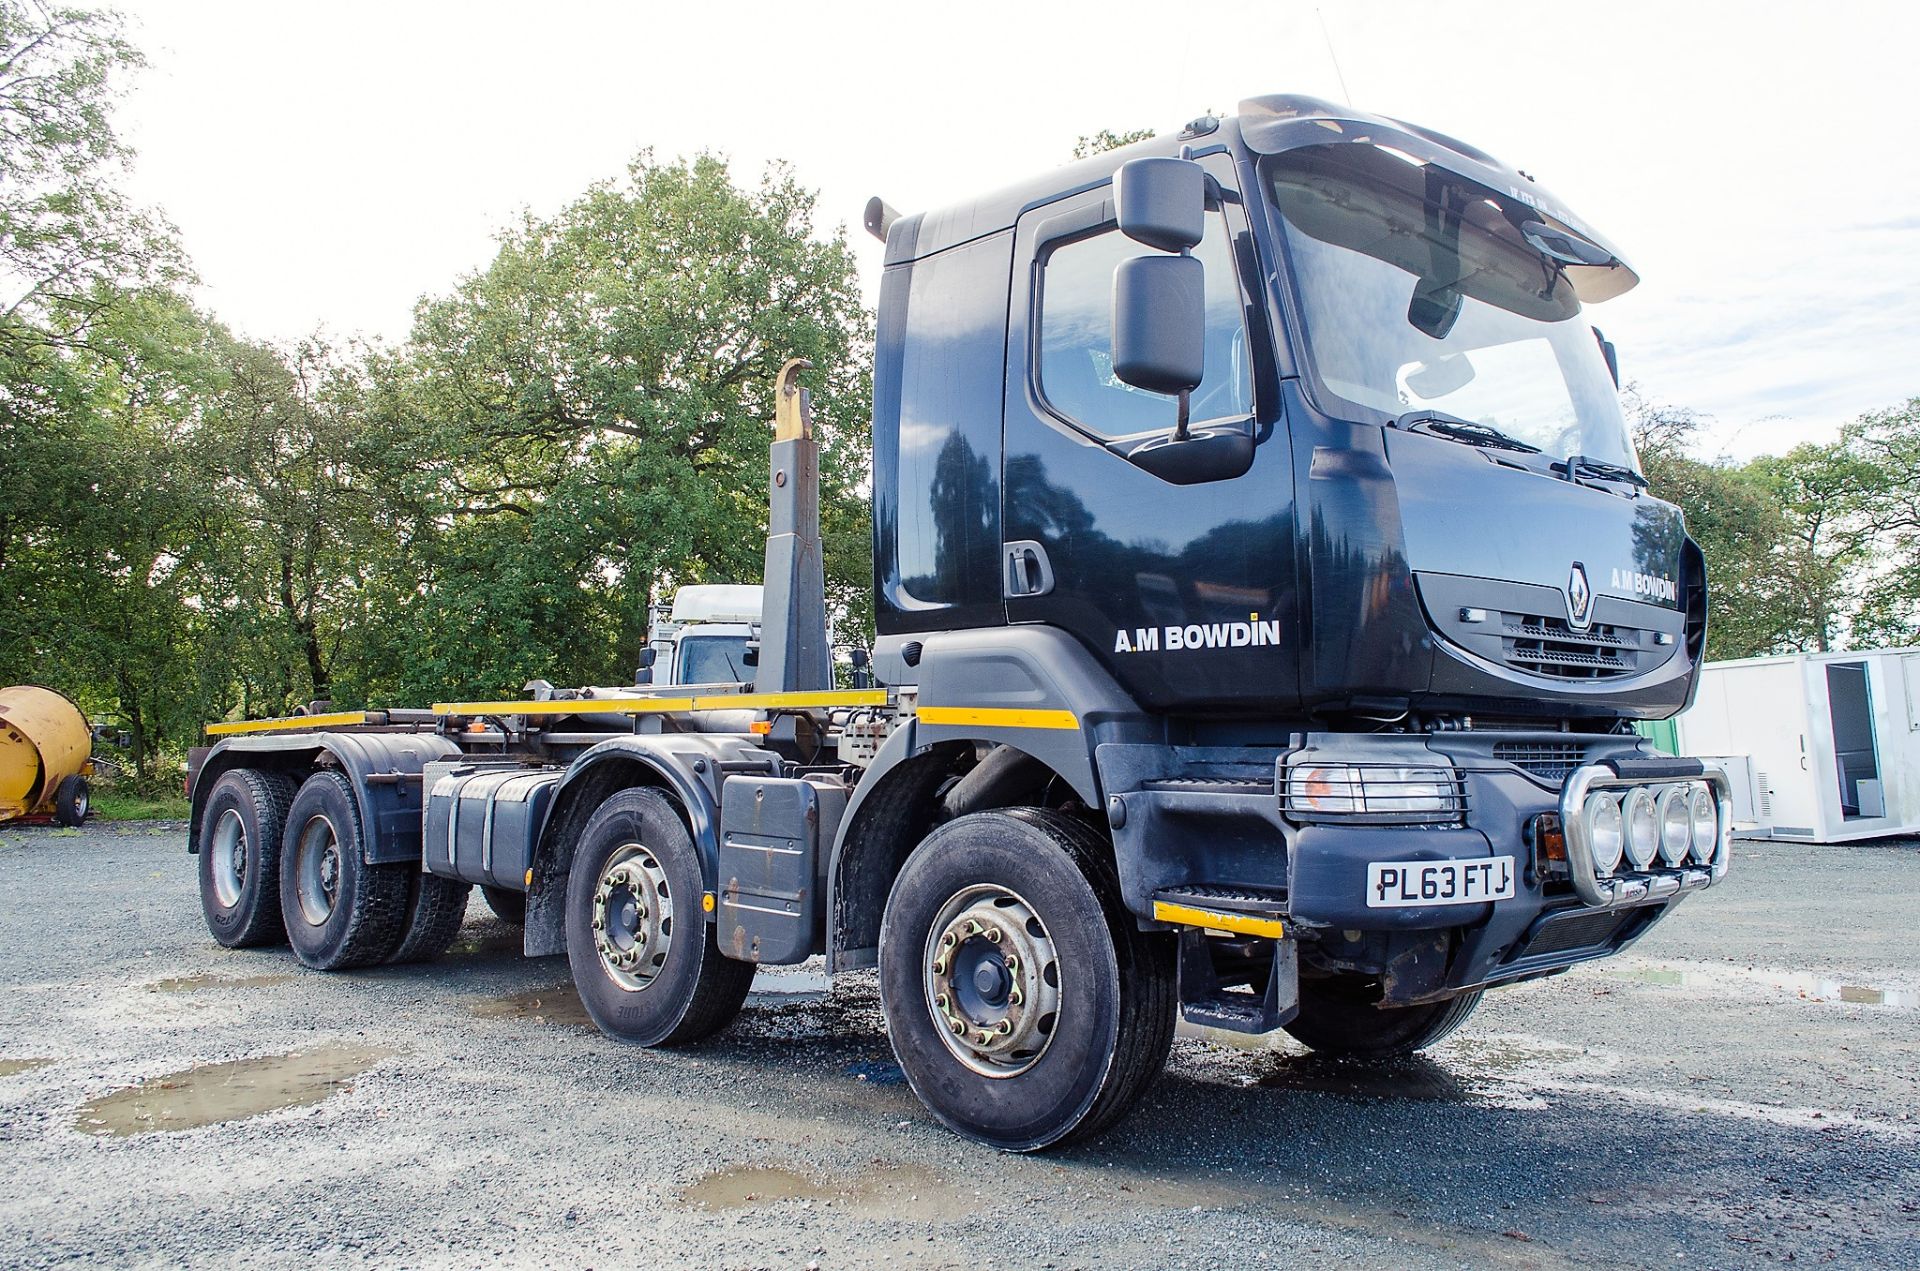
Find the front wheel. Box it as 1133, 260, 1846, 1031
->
878, 808, 1176, 1152
563, 788, 753, 1047
1283, 977, 1483, 1057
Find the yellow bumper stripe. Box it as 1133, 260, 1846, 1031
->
1152, 900, 1286, 940
917, 705, 1080, 731
207, 711, 370, 736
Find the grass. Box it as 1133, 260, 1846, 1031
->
90, 789, 191, 821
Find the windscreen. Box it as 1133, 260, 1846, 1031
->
1264, 143, 1636, 469
678, 635, 751, 685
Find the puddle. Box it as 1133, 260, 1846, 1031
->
145, 973, 293, 993
447, 931, 522, 957
469, 985, 594, 1029
844, 1060, 906, 1086
748, 967, 831, 1000
0, 1058, 55, 1077
1610, 961, 1917, 1009
74, 1045, 391, 1136
680, 1161, 971, 1221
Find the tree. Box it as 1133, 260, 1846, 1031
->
1072, 127, 1155, 159
350, 153, 874, 703
0, 0, 182, 351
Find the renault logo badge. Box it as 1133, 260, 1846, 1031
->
1567, 562, 1594, 630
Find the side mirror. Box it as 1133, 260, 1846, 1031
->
1115, 157, 1205, 252
1593, 327, 1619, 387
1112, 254, 1205, 396
634, 648, 656, 685
741, 641, 760, 668
849, 647, 872, 691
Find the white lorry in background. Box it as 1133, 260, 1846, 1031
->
639, 584, 764, 688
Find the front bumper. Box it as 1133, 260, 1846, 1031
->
1100, 735, 1732, 1005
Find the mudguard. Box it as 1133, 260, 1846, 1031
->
189, 732, 460, 865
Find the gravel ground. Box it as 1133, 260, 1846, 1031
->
2, 823, 1917, 1269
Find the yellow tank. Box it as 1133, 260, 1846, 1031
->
0, 686, 93, 824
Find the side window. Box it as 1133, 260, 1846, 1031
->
1037, 210, 1251, 440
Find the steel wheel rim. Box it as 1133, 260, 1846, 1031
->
210, 807, 247, 908
592, 843, 674, 992
293, 813, 342, 926
922, 884, 1062, 1079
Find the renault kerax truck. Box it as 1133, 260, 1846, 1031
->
186, 94, 1730, 1151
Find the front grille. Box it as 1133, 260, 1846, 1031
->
1494, 741, 1588, 782
1500, 613, 1650, 681
1516, 908, 1630, 958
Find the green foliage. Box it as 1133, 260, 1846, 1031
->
349, 153, 874, 703
1072, 127, 1156, 160
90, 787, 190, 821
0, 0, 184, 349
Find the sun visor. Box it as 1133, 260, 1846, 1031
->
1239, 94, 1639, 303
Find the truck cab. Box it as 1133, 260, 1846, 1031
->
642, 584, 763, 687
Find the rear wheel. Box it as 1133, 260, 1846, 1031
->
878, 808, 1176, 1152
482, 885, 526, 925
279, 771, 410, 970
564, 788, 753, 1046
386, 874, 473, 964
197, 768, 297, 948
52, 774, 90, 826
1283, 977, 1483, 1057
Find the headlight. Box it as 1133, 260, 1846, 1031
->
1656, 786, 1692, 866
1284, 763, 1459, 820
1688, 785, 1718, 864
1581, 792, 1624, 876
1623, 787, 1659, 869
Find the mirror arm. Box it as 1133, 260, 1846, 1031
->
1175, 390, 1191, 443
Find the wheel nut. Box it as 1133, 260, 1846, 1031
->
934, 994, 949, 1010
995, 1019, 1013, 1036
1008, 988, 1023, 1006
941, 932, 957, 949
931, 958, 946, 975
985, 927, 1002, 944
949, 1016, 966, 1035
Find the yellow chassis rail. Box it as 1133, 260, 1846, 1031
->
206, 691, 890, 737
431, 689, 889, 716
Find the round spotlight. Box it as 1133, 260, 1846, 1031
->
1582, 791, 1625, 876
1656, 786, 1692, 866
1689, 785, 1718, 864
1623, 787, 1660, 869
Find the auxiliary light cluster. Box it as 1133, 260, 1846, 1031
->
1577, 782, 1718, 876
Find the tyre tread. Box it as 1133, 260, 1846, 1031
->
387, 874, 473, 964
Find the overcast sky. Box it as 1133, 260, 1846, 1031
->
109, 0, 1918, 460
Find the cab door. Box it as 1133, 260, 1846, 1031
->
1001, 153, 1300, 714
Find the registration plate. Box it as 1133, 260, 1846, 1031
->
1366, 856, 1516, 908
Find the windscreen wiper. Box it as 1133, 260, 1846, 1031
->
1555, 453, 1648, 489
1396, 410, 1542, 455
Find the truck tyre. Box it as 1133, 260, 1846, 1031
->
877, 808, 1176, 1152
1283, 978, 1483, 1057
279, 771, 410, 970
52, 774, 90, 826
386, 874, 473, 964
197, 768, 297, 948
564, 787, 753, 1046
482, 885, 526, 925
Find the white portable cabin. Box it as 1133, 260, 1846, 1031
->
1673, 647, 1920, 843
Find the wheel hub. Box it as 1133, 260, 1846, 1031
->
924, 886, 1061, 1078
210, 808, 248, 908
293, 814, 341, 926
592, 845, 673, 991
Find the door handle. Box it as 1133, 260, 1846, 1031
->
1003, 540, 1055, 598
